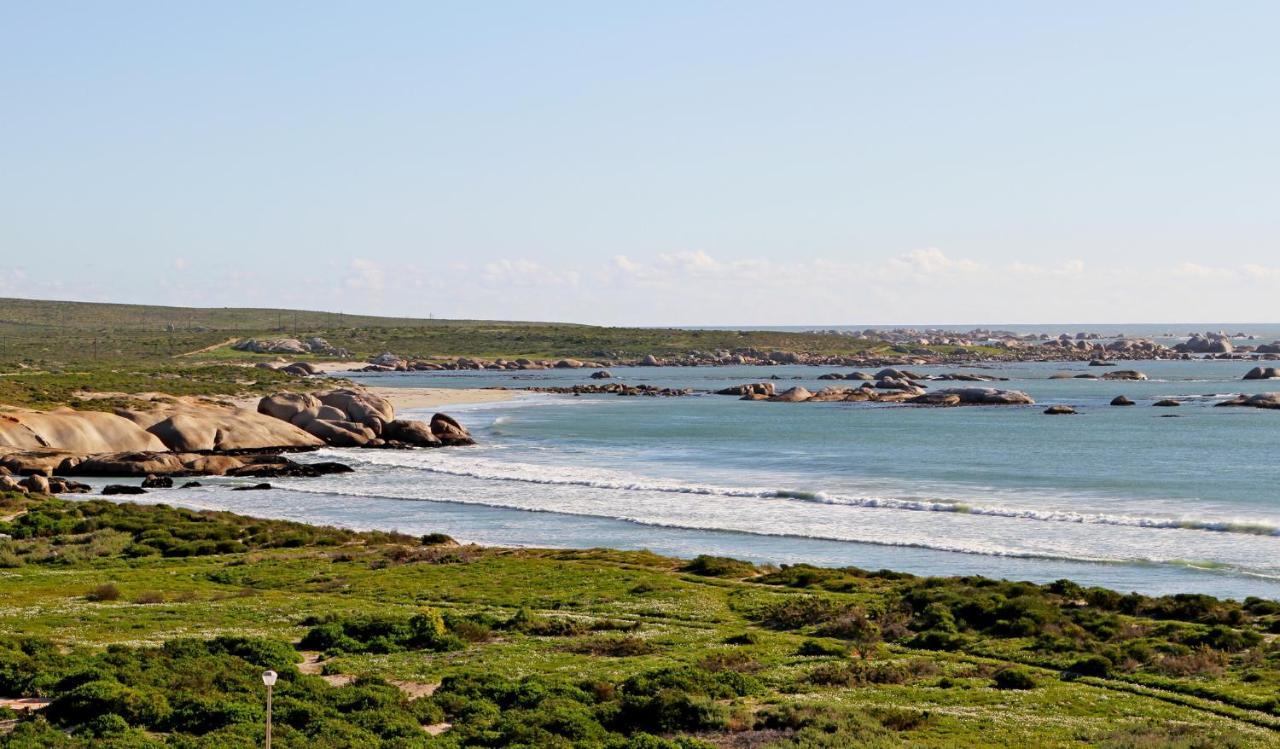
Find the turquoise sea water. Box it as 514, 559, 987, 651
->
107, 360, 1280, 600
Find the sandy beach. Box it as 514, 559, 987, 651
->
365, 386, 519, 411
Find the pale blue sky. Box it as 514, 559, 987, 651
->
2, 2, 1277, 324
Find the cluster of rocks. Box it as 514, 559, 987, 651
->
256, 361, 322, 377
1216, 393, 1280, 409
233, 337, 351, 357
256, 389, 471, 449
0, 388, 473, 493
720, 380, 1035, 406
0, 470, 89, 495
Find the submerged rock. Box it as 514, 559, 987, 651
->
1044, 405, 1078, 415
1110, 395, 1135, 406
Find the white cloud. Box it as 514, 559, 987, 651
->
345, 258, 386, 293
482, 259, 581, 287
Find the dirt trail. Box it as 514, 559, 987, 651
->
174, 337, 238, 358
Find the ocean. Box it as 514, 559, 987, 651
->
97, 359, 1280, 600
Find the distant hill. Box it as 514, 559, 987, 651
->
0, 297, 572, 333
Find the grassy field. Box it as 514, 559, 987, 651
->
0, 492, 1274, 747
0, 296, 930, 409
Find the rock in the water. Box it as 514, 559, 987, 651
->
1102, 370, 1148, 381
1243, 366, 1280, 380
930, 388, 1035, 405
589, 370, 613, 379
1153, 399, 1181, 407
716, 383, 775, 397
103, 484, 146, 495
141, 474, 174, 489
232, 483, 272, 491
48, 477, 91, 494
383, 419, 441, 447
180, 481, 203, 488
1044, 405, 1078, 415
1110, 395, 1135, 406
430, 413, 474, 445
1215, 392, 1280, 409
911, 392, 962, 406
640, 354, 660, 366
768, 387, 813, 403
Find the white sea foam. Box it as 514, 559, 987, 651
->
313, 449, 1280, 538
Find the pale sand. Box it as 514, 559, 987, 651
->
366, 386, 518, 411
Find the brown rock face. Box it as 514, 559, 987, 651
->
0, 409, 167, 453
316, 389, 395, 432
384, 419, 441, 447
120, 405, 324, 452
430, 413, 474, 445
258, 392, 323, 422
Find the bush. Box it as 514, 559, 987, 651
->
797, 639, 848, 657
992, 667, 1036, 690
1067, 654, 1112, 678
680, 555, 756, 578
85, 583, 121, 602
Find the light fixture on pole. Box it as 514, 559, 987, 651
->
261, 670, 277, 749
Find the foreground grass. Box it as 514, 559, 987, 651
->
0, 492, 1274, 747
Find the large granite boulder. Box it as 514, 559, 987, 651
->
383, 419, 441, 447
768, 387, 813, 402
120, 404, 324, 452
302, 419, 377, 447
316, 389, 395, 432
430, 413, 474, 445
0, 409, 167, 453
258, 392, 323, 422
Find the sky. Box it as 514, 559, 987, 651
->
2, 1, 1278, 326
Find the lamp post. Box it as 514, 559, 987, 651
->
261, 670, 277, 749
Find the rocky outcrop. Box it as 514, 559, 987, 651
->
0, 409, 167, 453
1215, 392, 1280, 409
1153, 399, 1181, 407
1044, 405, 1077, 415
120, 403, 323, 452
590, 370, 613, 379
927, 388, 1035, 405
1243, 367, 1280, 380
233, 337, 350, 357
768, 387, 813, 403
1102, 370, 1148, 381
716, 383, 776, 397
1110, 395, 1135, 406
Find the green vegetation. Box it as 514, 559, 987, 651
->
0, 297, 953, 409
0, 491, 1274, 747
